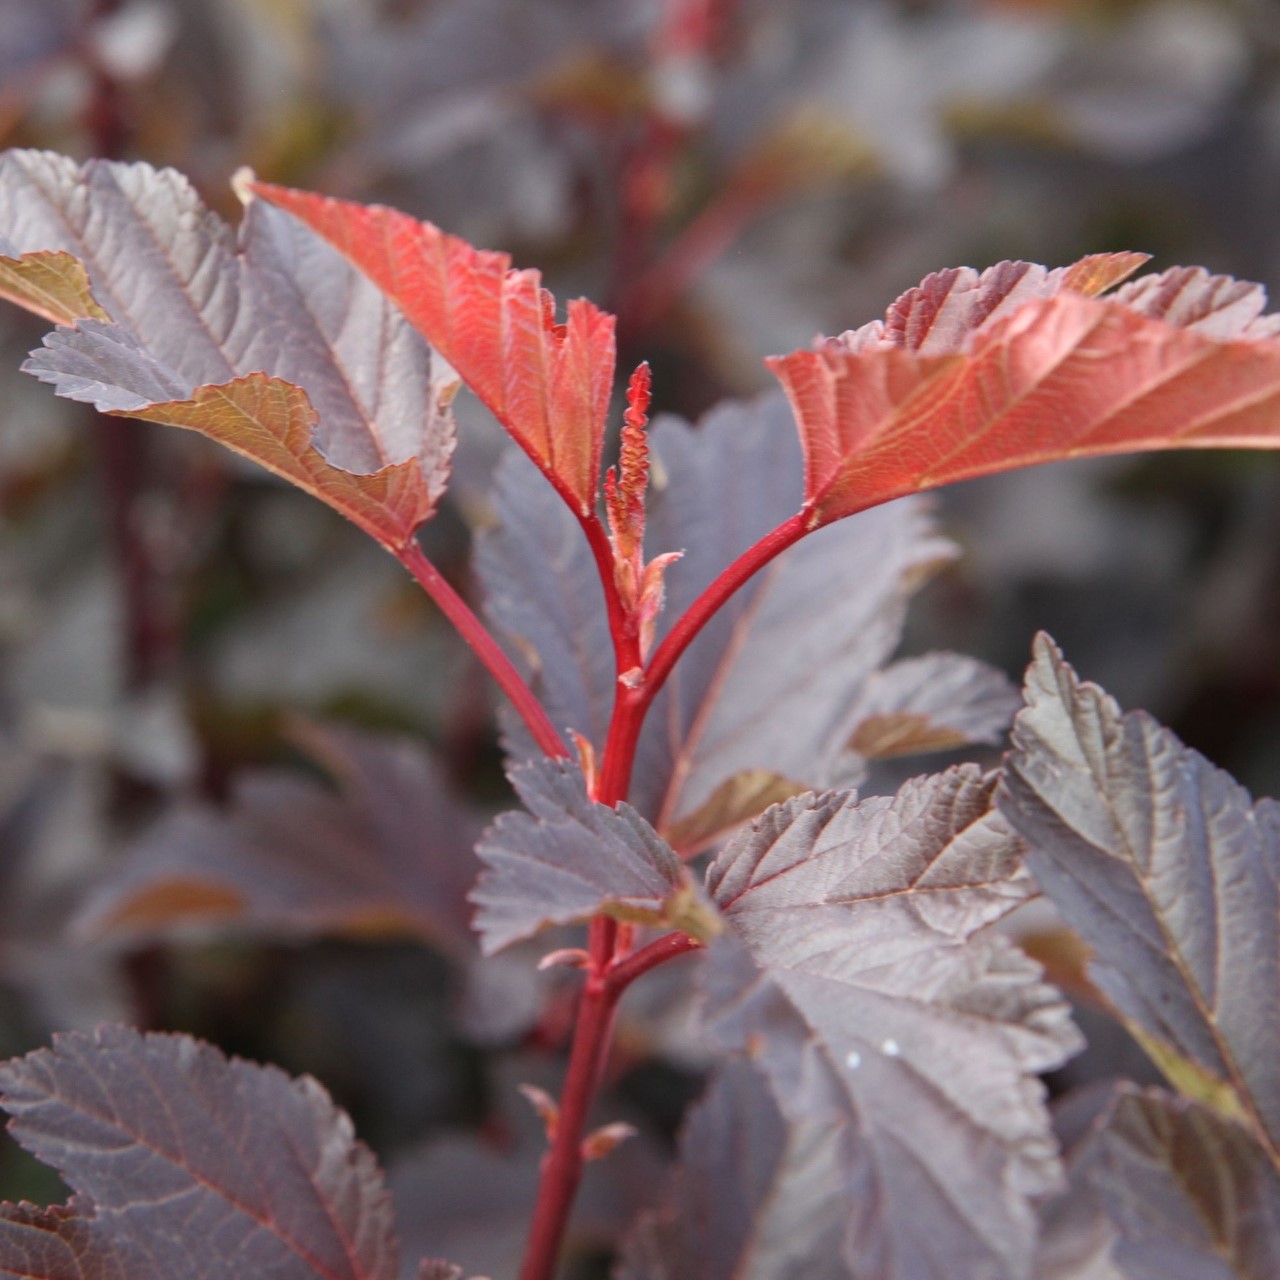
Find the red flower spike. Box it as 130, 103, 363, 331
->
604, 363, 680, 659
606, 362, 653, 567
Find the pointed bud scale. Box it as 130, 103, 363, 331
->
568, 729, 599, 796
582, 1121, 638, 1162
517, 1083, 560, 1141
537, 947, 591, 972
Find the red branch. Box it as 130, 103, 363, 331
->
516, 507, 814, 1280
606, 929, 702, 994
644, 510, 809, 702
398, 542, 566, 760
518, 918, 622, 1280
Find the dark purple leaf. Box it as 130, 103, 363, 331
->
474, 447, 611, 757
0, 1025, 398, 1280
842, 651, 1020, 763
74, 722, 480, 955
616, 1056, 851, 1280
0, 151, 455, 552
1036, 1088, 1126, 1280
1000, 636, 1280, 1161
1048, 1085, 1280, 1280
702, 766, 1081, 1280
0, 1202, 124, 1280
471, 759, 703, 955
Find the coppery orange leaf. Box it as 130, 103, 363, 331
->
0, 249, 107, 326
770, 259, 1280, 526
250, 177, 616, 515
127, 375, 436, 553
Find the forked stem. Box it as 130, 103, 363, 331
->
517, 510, 815, 1280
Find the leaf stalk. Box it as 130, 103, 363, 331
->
399, 542, 566, 760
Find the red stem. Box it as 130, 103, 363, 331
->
605, 930, 702, 994
579, 510, 642, 676
398, 542, 566, 760
518, 928, 622, 1280
515, 511, 813, 1280
597, 513, 811, 802
645, 510, 809, 703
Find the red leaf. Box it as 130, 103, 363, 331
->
770, 259, 1280, 526
250, 178, 616, 514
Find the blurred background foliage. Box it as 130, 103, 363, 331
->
2, 0, 1279, 1273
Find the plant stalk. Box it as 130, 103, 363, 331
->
518, 926, 623, 1280
643, 510, 808, 702
399, 542, 566, 760
516, 506, 811, 1278
605, 929, 702, 994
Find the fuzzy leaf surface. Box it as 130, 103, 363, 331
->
1054, 1085, 1280, 1280
770, 260, 1280, 524
0, 1025, 398, 1280
74, 723, 480, 954
616, 1057, 850, 1280
250, 178, 615, 514
702, 766, 1081, 1280
1000, 636, 1280, 1161
0, 150, 454, 551
471, 759, 691, 954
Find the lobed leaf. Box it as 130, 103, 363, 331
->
0, 1026, 398, 1280
0, 247, 106, 326
74, 722, 481, 954
471, 759, 697, 955
770, 258, 1280, 525
839, 254, 1149, 356
999, 635, 1280, 1162
701, 766, 1081, 1280
250, 177, 615, 514
475, 447, 612, 756
0, 150, 455, 553
1044, 1085, 1280, 1280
